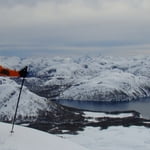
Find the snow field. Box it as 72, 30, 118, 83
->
60, 126, 150, 150
0, 122, 89, 150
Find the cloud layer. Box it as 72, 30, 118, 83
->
0, 0, 150, 56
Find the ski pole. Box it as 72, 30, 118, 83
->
10, 77, 25, 133
11, 66, 28, 133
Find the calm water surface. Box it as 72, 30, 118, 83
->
54, 98, 150, 119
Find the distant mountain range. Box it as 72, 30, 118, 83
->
1, 55, 150, 101
1, 55, 150, 121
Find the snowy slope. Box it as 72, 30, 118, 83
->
0, 122, 89, 150
60, 126, 150, 150
1, 55, 150, 101
0, 77, 49, 121
60, 71, 150, 101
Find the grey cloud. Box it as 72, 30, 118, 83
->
0, 0, 150, 57
0, 0, 46, 5
0, 0, 70, 6
0, 0, 146, 7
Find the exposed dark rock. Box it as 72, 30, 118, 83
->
27, 106, 150, 135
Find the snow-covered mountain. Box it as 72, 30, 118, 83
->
1, 55, 150, 150
1, 55, 150, 102
0, 77, 52, 122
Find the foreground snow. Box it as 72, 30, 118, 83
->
60, 126, 150, 150
1, 113, 150, 150
0, 122, 88, 150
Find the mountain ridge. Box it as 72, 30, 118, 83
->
1, 55, 150, 102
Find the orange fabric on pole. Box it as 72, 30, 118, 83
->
0, 66, 20, 77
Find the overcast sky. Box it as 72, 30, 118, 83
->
0, 0, 150, 57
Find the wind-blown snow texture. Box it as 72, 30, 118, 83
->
1, 55, 150, 102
